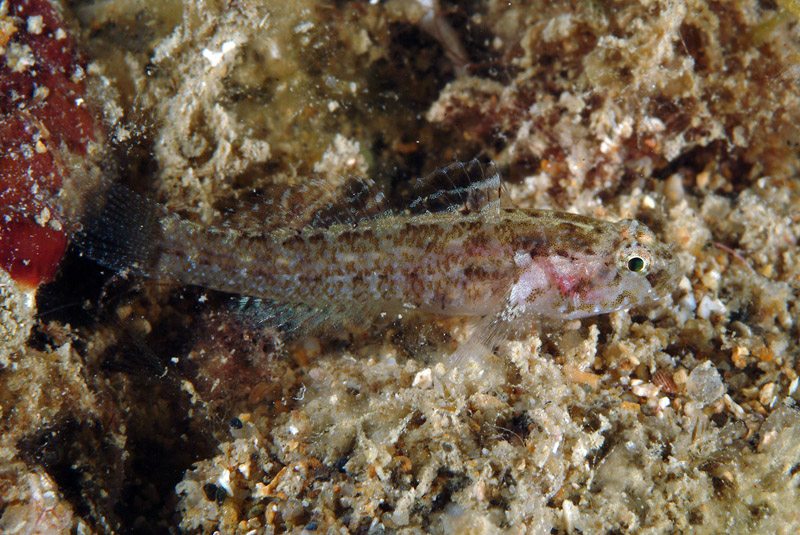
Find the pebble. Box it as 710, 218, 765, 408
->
686, 361, 725, 407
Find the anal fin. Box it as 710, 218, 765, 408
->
235, 298, 332, 338
234, 296, 384, 341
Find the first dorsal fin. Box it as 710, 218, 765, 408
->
407, 159, 502, 216
231, 174, 392, 235
302, 159, 503, 223
304, 175, 393, 229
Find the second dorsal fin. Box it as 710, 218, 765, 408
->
407, 159, 502, 216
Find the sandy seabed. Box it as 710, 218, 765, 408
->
1, 1, 800, 534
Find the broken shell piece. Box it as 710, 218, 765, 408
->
686, 361, 725, 407
412, 368, 433, 389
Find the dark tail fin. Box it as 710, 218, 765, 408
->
73, 183, 164, 274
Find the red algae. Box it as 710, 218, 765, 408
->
0, 0, 100, 287
0, 215, 66, 287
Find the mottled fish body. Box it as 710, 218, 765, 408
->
77, 161, 680, 366
147, 208, 675, 318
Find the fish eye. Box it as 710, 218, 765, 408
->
627, 256, 647, 273
617, 246, 653, 276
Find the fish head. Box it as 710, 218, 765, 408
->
602, 218, 681, 312
509, 213, 680, 320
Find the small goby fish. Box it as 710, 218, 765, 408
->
76, 161, 680, 369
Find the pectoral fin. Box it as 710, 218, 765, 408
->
446, 293, 533, 380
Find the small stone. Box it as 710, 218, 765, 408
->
730, 346, 748, 369
664, 174, 685, 202
789, 377, 799, 396
412, 368, 433, 389
722, 394, 746, 420
758, 383, 775, 406
26, 15, 43, 35
672, 368, 689, 386
697, 295, 726, 319
34, 206, 50, 226
620, 401, 641, 412
217, 469, 232, 496
632, 382, 660, 398
686, 361, 725, 407
254, 482, 269, 498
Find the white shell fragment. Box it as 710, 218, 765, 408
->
686, 361, 725, 407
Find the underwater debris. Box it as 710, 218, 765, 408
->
750, 0, 800, 44
686, 360, 725, 407
0, 471, 74, 535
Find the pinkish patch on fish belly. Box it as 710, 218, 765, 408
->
546, 255, 597, 297
545, 254, 619, 307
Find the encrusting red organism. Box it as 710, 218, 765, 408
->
0, 0, 100, 287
